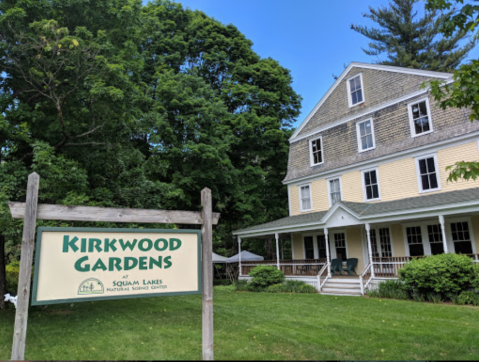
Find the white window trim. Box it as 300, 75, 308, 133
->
327, 176, 343, 208
369, 226, 395, 257
408, 97, 433, 138
446, 217, 477, 254
298, 183, 313, 212
330, 229, 348, 260
302, 232, 326, 259
356, 118, 376, 153
309, 136, 324, 167
361, 167, 381, 202
302, 235, 315, 259
415, 153, 441, 194
402, 222, 432, 257
346, 73, 365, 108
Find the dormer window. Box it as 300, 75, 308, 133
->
309, 136, 323, 166
408, 98, 433, 137
347, 74, 364, 107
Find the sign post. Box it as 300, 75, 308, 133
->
9, 173, 219, 360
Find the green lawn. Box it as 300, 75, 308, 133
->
1, 292, 478, 360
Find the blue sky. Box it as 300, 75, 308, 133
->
155, 0, 479, 129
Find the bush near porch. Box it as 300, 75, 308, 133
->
368, 254, 479, 305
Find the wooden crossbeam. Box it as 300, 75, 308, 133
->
9, 202, 220, 225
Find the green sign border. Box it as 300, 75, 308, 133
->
31, 227, 202, 306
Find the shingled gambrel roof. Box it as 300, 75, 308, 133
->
234, 187, 479, 236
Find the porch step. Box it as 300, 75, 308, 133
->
323, 283, 361, 289
320, 278, 362, 297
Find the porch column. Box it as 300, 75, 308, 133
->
439, 215, 449, 253
238, 237, 242, 277
324, 228, 331, 278
365, 223, 375, 278
275, 232, 280, 270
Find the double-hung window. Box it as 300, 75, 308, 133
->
370, 228, 392, 258
347, 74, 364, 107
408, 98, 433, 137
334, 233, 347, 261
451, 221, 473, 254
427, 224, 444, 255
299, 184, 312, 212
362, 168, 380, 201
309, 137, 323, 166
328, 178, 342, 206
304, 236, 314, 259
356, 119, 375, 152
406, 226, 424, 256
416, 154, 440, 193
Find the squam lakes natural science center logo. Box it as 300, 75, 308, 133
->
78, 278, 105, 295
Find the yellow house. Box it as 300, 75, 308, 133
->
233, 63, 479, 296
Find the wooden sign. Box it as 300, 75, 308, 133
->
31, 227, 201, 305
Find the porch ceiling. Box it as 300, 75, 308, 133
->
234, 187, 479, 238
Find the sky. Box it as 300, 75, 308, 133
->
151, 0, 479, 129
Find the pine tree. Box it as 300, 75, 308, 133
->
351, 0, 475, 71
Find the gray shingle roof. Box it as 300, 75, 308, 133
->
235, 187, 479, 234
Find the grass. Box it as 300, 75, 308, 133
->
1, 292, 479, 360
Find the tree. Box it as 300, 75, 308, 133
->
351, 0, 475, 71
420, 0, 479, 181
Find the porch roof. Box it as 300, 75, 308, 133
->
234, 187, 479, 237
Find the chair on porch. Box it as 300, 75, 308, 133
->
342, 258, 358, 276
331, 259, 343, 276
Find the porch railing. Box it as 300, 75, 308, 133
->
241, 259, 327, 276
317, 262, 330, 292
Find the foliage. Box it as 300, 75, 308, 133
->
282, 280, 308, 293
399, 253, 477, 295
298, 284, 317, 294
351, 0, 474, 71
366, 279, 410, 300
213, 285, 236, 293
213, 279, 232, 286
412, 291, 426, 302
457, 290, 479, 306
426, 292, 443, 304
234, 279, 249, 291
265, 283, 284, 293
248, 266, 285, 290
5, 261, 20, 293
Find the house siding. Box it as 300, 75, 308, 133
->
346, 227, 365, 272
292, 233, 303, 259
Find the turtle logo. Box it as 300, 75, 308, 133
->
78, 278, 104, 295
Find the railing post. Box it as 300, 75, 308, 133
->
275, 232, 280, 271
238, 237, 242, 277
365, 223, 375, 278
439, 215, 448, 253
324, 228, 331, 278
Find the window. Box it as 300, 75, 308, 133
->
299, 184, 312, 212
317, 235, 329, 260
356, 119, 375, 152
309, 137, 323, 166
427, 224, 444, 255
408, 99, 433, 137
328, 178, 342, 206
362, 168, 380, 201
451, 222, 473, 254
347, 74, 364, 107
406, 226, 424, 256
334, 233, 347, 261
370, 228, 392, 258
416, 155, 440, 193
304, 236, 314, 259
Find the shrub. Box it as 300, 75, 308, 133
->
213, 279, 232, 286
249, 266, 285, 289
457, 291, 479, 306
6, 261, 20, 293
399, 253, 476, 296
266, 284, 284, 293
234, 279, 249, 291
426, 292, 442, 304
367, 279, 409, 300
298, 284, 316, 293
213, 285, 236, 293
247, 283, 265, 292
282, 280, 306, 293
412, 291, 425, 302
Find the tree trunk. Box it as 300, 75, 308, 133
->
0, 234, 6, 309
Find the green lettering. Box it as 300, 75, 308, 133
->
170, 238, 181, 251
164, 255, 172, 269
92, 258, 107, 271
81, 238, 87, 253
74, 256, 90, 272
109, 257, 123, 271
138, 238, 152, 251
89, 238, 102, 252
139, 256, 147, 270
104, 238, 117, 252
149, 256, 162, 269
154, 238, 168, 251
63, 235, 79, 253
124, 257, 138, 270
119, 239, 138, 251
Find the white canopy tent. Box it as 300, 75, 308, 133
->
212, 252, 228, 264
226, 250, 264, 263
